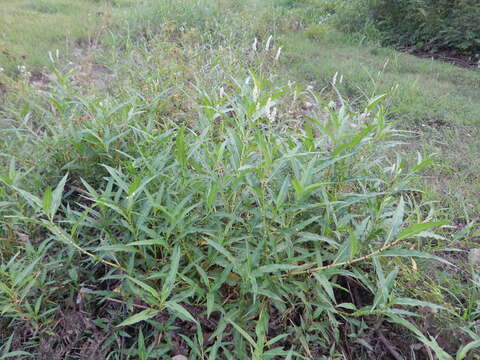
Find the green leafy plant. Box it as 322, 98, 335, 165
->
1, 72, 458, 357
0, 0, 477, 358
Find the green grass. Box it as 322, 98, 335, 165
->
0, 0, 139, 74
284, 30, 480, 125
0, 0, 479, 359
279, 26, 480, 218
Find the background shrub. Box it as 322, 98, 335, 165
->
335, 0, 480, 53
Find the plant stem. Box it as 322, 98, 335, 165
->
288, 237, 405, 276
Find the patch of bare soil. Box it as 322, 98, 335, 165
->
0, 81, 6, 103
402, 46, 480, 69
69, 36, 115, 91
29, 68, 55, 90
37, 309, 109, 360
73, 61, 115, 91
24, 35, 115, 94
74, 37, 99, 50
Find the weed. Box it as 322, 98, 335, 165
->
0, 0, 479, 358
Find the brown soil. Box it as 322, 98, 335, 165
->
0, 81, 6, 100
402, 46, 480, 69
37, 309, 109, 360
29, 68, 54, 90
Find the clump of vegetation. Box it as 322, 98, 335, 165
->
1, 0, 479, 358
335, 0, 480, 54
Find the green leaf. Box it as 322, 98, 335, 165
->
412, 156, 435, 173
117, 308, 159, 327
12, 186, 42, 210
396, 221, 448, 241
348, 232, 359, 258
393, 297, 446, 311
14, 257, 41, 287
292, 178, 304, 199
456, 339, 480, 360
205, 238, 236, 266
332, 125, 374, 156
2, 351, 32, 358
95, 244, 137, 253
255, 309, 269, 347
284, 216, 322, 235
165, 301, 198, 324
366, 94, 387, 111
337, 302, 357, 311
228, 318, 256, 347
333, 240, 351, 264
127, 177, 142, 196
386, 197, 404, 244
207, 338, 222, 360
378, 249, 452, 266
42, 187, 53, 217
206, 291, 215, 317
126, 239, 167, 247
102, 165, 129, 193
275, 176, 290, 208
127, 276, 160, 301
175, 126, 188, 168
384, 267, 399, 294
127, 175, 157, 199
161, 245, 181, 302
254, 264, 301, 276
257, 288, 283, 302
206, 181, 219, 208
266, 334, 289, 347
313, 272, 336, 303
297, 232, 339, 247
0, 173, 13, 186
51, 173, 68, 218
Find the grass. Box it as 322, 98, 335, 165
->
283, 29, 480, 126
279, 25, 480, 219
0, 0, 139, 74
0, 0, 479, 358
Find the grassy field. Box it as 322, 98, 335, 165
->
281, 25, 480, 219
0, 0, 138, 74
0, 0, 479, 359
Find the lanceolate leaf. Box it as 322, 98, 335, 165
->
51, 173, 68, 218
12, 186, 42, 210
117, 308, 159, 327
205, 238, 237, 265
42, 187, 52, 217
393, 297, 447, 311
396, 221, 448, 241
161, 245, 181, 301
385, 196, 404, 244
127, 276, 160, 301
165, 301, 198, 324
254, 264, 301, 276
378, 249, 453, 266
228, 318, 256, 347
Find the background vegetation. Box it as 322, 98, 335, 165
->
335, 0, 480, 53
0, 0, 479, 359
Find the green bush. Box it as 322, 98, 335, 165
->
335, 0, 480, 53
